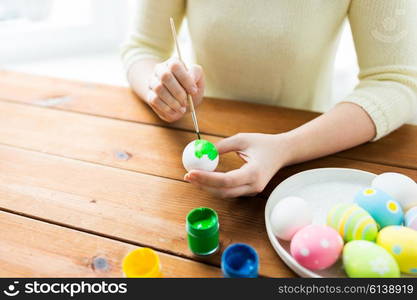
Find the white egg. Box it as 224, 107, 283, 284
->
270, 196, 313, 241
182, 139, 219, 172
372, 172, 417, 211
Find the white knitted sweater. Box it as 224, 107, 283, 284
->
122, 0, 417, 140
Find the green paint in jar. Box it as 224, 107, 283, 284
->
186, 207, 219, 256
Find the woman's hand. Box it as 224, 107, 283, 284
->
184, 133, 293, 198
147, 57, 205, 122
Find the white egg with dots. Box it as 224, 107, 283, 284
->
182, 139, 219, 172
270, 196, 313, 241
372, 172, 417, 211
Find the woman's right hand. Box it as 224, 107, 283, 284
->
147, 58, 205, 122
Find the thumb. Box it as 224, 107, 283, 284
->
215, 134, 248, 154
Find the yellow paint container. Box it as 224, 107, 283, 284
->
122, 248, 162, 278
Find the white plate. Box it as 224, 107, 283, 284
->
265, 168, 376, 278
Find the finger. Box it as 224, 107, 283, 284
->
189, 65, 205, 105
151, 101, 183, 123
185, 164, 254, 188
153, 82, 185, 113
156, 108, 183, 123
215, 134, 248, 154
159, 71, 187, 107
197, 184, 254, 199
155, 106, 183, 123
147, 90, 176, 116
168, 60, 198, 95
189, 64, 203, 85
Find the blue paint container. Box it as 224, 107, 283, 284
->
221, 243, 259, 278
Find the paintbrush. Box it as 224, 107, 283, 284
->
169, 17, 201, 140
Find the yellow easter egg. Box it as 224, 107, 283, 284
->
377, 226, 417, 274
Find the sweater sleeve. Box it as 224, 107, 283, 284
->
120, 0, 185, 73
344, 0, 417, 140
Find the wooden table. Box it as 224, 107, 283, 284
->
0, 70, 416, 277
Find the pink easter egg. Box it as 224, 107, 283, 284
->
290, 224, 344, 270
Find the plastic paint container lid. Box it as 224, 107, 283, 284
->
122, 248, 162, 278
221, 243, 259, 278
186, 207, 219, 256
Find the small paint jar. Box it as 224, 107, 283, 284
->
122, 248, 162, 278
221, 243, 259, 278
186, 207, 219, 256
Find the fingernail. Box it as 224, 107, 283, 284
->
191, 87, 198, 94
184, 174, 190, 181
180, 107, 186, 113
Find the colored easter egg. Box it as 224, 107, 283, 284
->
372, 173, 417, 211
343, 240, 400, 278
182, 139, 219, 172
290, 224, 343, 270
327, 203, 378, 242
377, 226, 417, 274
270, 196, 313, 241
405, 207, 417, 230
354, 187, 403, 229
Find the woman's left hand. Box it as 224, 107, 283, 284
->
184, 133, 293, 198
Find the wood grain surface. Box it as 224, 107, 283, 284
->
1, 71, 416, 278
1, 144, 415, 277
0, 145, 293, 277
0, 211, 221, 277
0, 100, 242, 181
0, 71, 415, 170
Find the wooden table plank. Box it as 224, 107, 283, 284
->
0, 144, 293, 277
0, 100, 242, 182
1, 145, 416, 277
2, 95, 416, 201
337, 130, 417, 170
0, 211, 221, 277
1, 99, 416, 200
1, 70, 416, 278
1, 70, 416, 170
0, 70, 316, 136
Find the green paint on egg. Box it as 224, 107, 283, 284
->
194, 139, 218, 161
